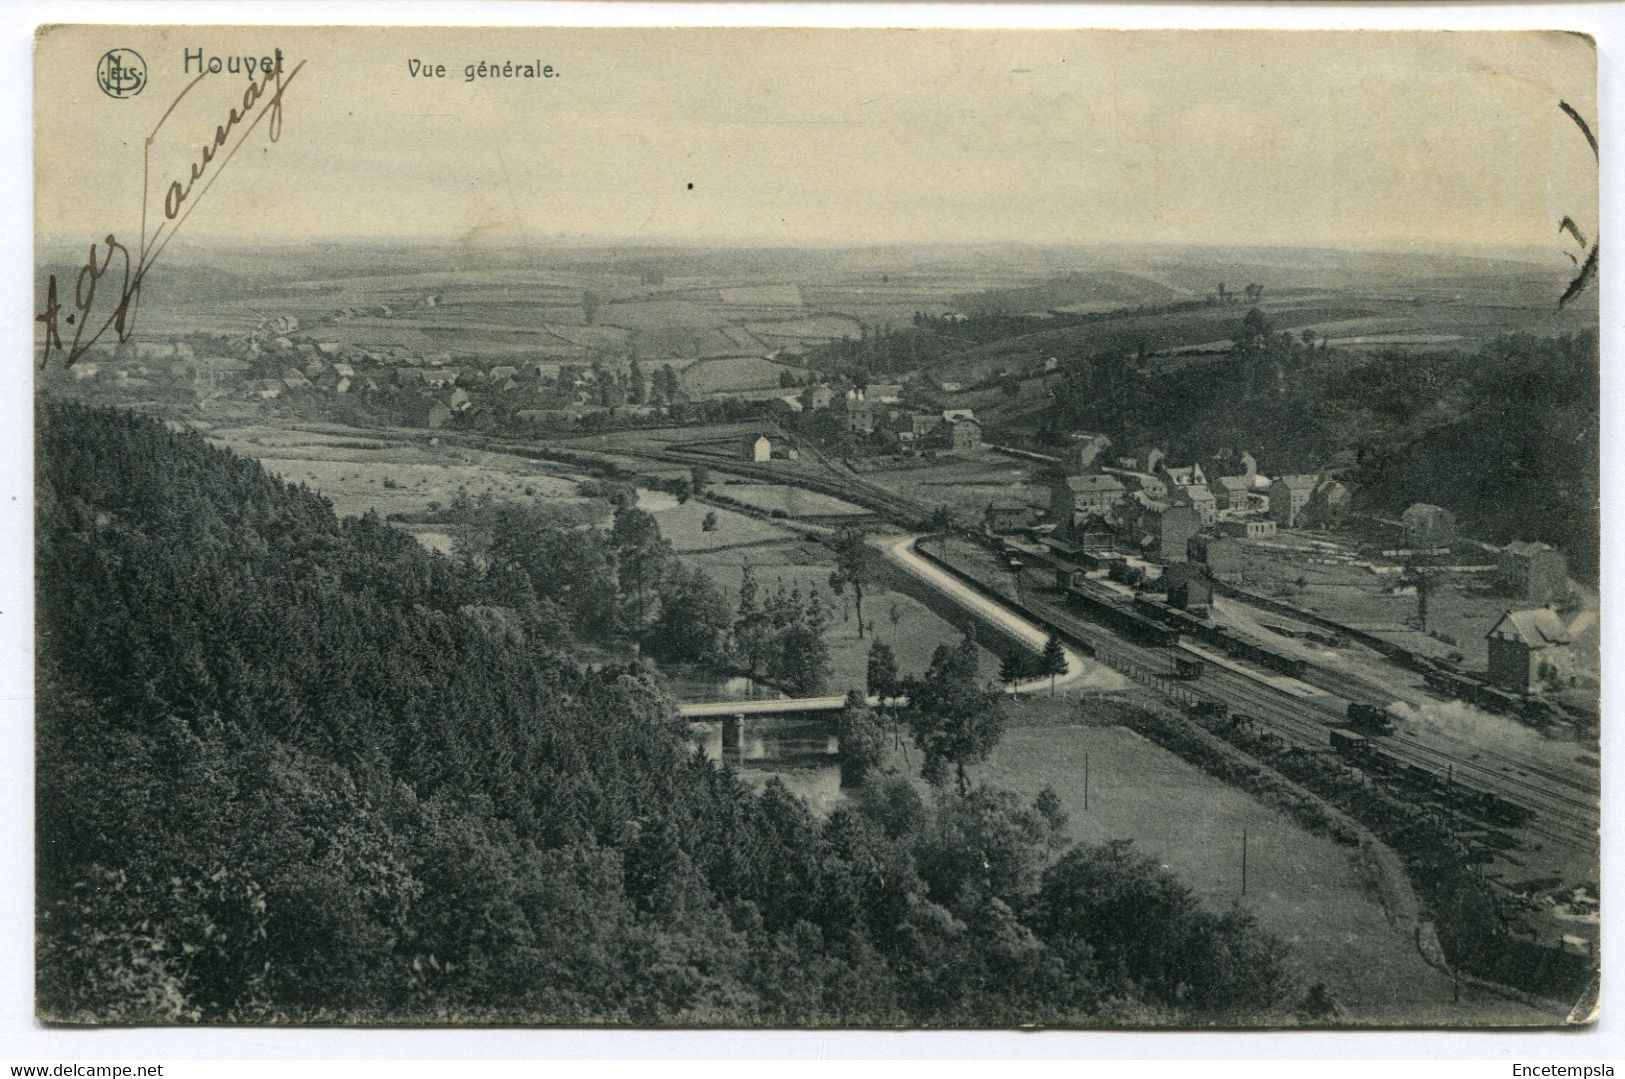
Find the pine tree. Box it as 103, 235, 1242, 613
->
1039, 634, 1069, 697
866, 639, 900, 704
999, 650, 1030, 691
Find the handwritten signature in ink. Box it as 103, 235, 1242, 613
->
36, 52, 305, 369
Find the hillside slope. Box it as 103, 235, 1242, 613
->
35, 401, 1296, 1026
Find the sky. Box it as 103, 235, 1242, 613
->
34, 27, 1598, 252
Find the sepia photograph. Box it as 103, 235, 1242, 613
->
30, 23, 1600, 1031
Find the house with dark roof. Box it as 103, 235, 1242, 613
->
1486, 608, 1573, 694
1161, 563, 1213, 616
983, 499, 1034, 534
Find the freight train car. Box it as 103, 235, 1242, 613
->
1065, 581, 1180, 648
1210, 629, 1309, 678
1329, 727, 1372, 760
1172, 655, 1206, 680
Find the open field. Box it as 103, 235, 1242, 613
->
680, 354, 803, 395
855, 453, 1052, 520
645, 496, 799, 552
711, 481, 872, 519
201, 422, 605, 523
962, 713, 1550, 1024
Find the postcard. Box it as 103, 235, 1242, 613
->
32, 25, 1599, 1028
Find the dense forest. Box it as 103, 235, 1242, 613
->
37, 401, 1302, 1025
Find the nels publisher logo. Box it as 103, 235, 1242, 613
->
96, 48, 147, 98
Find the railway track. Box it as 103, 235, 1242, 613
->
1006, 570, 1597, 854
1214, 604, 1602, 804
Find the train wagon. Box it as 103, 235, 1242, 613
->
1065, 583, 1180, 648
1329, 727, 1372, 760
1172, 655, 1205, 680
1211, 630, 1309, 678
1479, 791, 1535, 828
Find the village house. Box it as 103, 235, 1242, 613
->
1161, 563, 1214, 616
907, 412, 942, 439
1212, 475, 1266, 513
1170, 483, 1218, 525
935, 414, 982, 453
838, 389, 875, 434
983, 500, 1034, 534
1499, 541, 1569, 604
743, 434, 773, 462
1486, 608, 1573, 695
1051, 473, 1127, 528
1069, 512, 1118, 552
866, 383, 904, 404
1209, 449, 1272, 510
1401, 503, 1456, 548
1103, 468, 1168, 501
1125, 502, 1201, 564
1269, 474, 1319, 528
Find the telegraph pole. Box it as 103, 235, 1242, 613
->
1241, 828, 1249, 898
1084, 753, 1090, 811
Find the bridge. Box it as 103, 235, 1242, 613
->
678, 693, 901, 719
